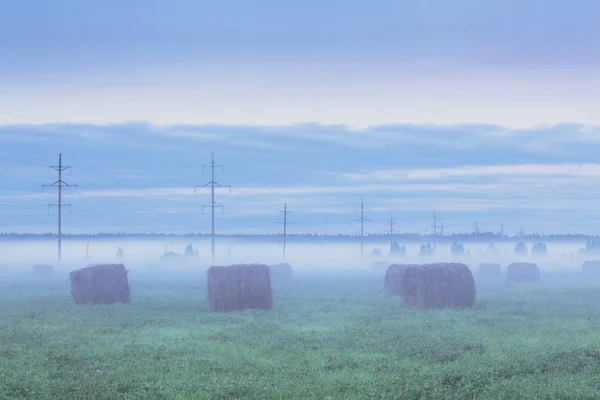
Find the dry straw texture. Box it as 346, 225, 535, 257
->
269, 263, 294, 281
384, 264, 416, 296
582, 260, 600, 277
478, 263, 502, 280
401, 263, 476, 309
69, 264, 131, 305
207, 264, 272, 312
32, 264, 54, 278
506, 262, 540, 283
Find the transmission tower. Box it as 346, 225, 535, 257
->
194, 151, 231, 263
42, 154, 78, 261
426, 212, 442, 253
275, 203, 295, 260
352, 198, 372, 257
517, 225, 525, 241
473, 220, 481, 248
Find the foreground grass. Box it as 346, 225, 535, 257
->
1, 268, 600, 399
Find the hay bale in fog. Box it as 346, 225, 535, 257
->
69, 264, 130, 305
269, 263, 293, 281
207, 264, 272, 312
384, 264, 416, 296
478, 263, 502, 280
582, 260, 600, 278
401, 263, 476, 309
32, 264, 54, 278
506, 262, 540, 283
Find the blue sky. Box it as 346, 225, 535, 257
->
0, 1, 599, 234
1, 123, 600, 235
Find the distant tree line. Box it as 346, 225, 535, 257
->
0, 231, 598, 243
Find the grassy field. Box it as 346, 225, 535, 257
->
1, 267, 600, 400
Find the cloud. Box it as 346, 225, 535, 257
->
339, 163, 600, 181
3, 121, 600, 234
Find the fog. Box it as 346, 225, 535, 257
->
0, 238, 592, 274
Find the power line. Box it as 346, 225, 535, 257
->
42, 154, 78, 261
275, 203, 295, 260
194, 151, 231, 263
352, 198, 372, 257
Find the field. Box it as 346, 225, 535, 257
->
2, 267, 600, 399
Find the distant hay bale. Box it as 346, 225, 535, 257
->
371, 261, 389, 272
32, 264, 54, 278
207, 264, 272, 312
401, 263, 476, 309
69, 264, 131, 305
384, 264, 415, 296
582, 260, 600, 278
506, 262, 540, 283
478, 263, 502, 280
269, 263, 293, 281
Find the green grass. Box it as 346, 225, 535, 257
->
1, 269, 600, 399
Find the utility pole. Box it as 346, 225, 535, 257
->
353, 198, 372, 257
194, 151, 231, 263
427, 212, 442, 253
42, 154, 78, 261
474, 220, 481, 248
275, 203, 295, 260
517, 225, 525, 242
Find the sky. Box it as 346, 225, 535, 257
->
0, 1, 599, 234
2, 123, 600, 235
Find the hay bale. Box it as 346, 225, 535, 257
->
69, 264, 130, 305
32, 264, 54, 278
506, 262, 540, 283
384, 264, 416, 295
207, 264, 272, 312
269, 263, 293, 281
582, 260, 600, 278
401, 263, 476, 309
478, 263, 502, 280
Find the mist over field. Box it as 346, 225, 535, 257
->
0, 237, 592, 271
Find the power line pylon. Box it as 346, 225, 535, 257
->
474, 220, 481, 248
42, 154, 78, 261
275, 203, 295, 260
387, 217, 398, 247
194, 151, 231, 263
352, 198, 372, 257
426, 212, 442, 253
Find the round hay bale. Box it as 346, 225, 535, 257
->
384, 264, 416, 296
32, 264, 55, 278
207, 264, 272, 312
269, 263, 293, 281
506, 262, 540, 283
582, 260, 600, 278
401, 263, 476, 309
478, 263, 502, 280
69, 264, 130, 305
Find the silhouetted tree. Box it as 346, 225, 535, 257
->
531, 242, 548, 257
451, 241, 465, 256
419, 243, 434, 258
389, 240, 407, 256
514, 241, 528, 256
